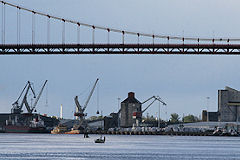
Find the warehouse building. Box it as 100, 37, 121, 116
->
202, 110, 218, 122
120, 92, 142, 128
203, 86, 240, 122
218, 86, 240, 122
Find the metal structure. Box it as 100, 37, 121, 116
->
1, 1, 240, 55
1, 44, 240, 55
31, 80, 48, 113
11, 80, 48, 114
133, 96, 167, 119
73, 78, 99, 130
142, 96, 166, 114
12, 81, 36, 114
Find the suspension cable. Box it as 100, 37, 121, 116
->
1, 2, 5, 44
1, 0, 240, 43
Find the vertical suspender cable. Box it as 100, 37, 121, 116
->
212, 39, 215, 53
182, 38, 184, 53
167, 37, 169, 53
107, 28, 110, 52
1, 2, 5, 44
62, 19, 65, 44
92, 26, 95, 44
137, 33, 140, 44
227, 39, 230, 53
152, 35, 155, 44
197, 38, 200, 53
47, 15, 50, 44
4, 2, 5, 44
32, 11, 35, 44
107, 28, 110, 44
152, 35, 155, 53
17, 7, 18, 44
17, 7, 20, 44
77, 23, 80, 44
18, 8, 21, 44
137, 33, 140, 53
122, 31, 125, 44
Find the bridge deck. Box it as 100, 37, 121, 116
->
1, 44, 240, 55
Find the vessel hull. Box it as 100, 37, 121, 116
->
3, 125, 50, 133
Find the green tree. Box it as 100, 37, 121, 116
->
170, 113, 180, 123
183, 114, 198, 123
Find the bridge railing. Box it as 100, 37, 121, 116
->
1, 43, 240, 55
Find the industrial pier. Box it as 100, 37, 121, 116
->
1, 79, 240, 137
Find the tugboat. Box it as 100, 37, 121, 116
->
51, 124, 68, 134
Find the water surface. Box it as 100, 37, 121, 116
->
0, 134, 239, 160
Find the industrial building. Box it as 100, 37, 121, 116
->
218, 86, 240, 122
202, 110, 218, 122
85, 114, 118, 131
60, 113, 118, 131
120, 92, 142, 128
203, 86, 240, 122
120, 92, 167, 128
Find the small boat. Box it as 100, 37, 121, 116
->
51, 124, 68, 134
95, 136, 105, 143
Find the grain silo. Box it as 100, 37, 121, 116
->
218, 87, 240, 122
120, 92, 141, 128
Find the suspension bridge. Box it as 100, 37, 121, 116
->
1, 1, 240, 55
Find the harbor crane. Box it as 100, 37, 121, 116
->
141, 96, 166, 114
73, 78, 99, 130
31, 80, 48, 113
133, 96, 167, 126
11, 80, 48, 114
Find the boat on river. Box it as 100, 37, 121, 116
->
95, 135, 105, 143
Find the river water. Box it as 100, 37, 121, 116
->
0, 134, 240, 160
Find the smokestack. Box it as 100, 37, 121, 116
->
60, 104, 63, 119
128, 92, 135, 98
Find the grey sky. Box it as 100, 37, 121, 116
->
0, 0, 240, 120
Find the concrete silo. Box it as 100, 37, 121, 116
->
120, 92, 141, 128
